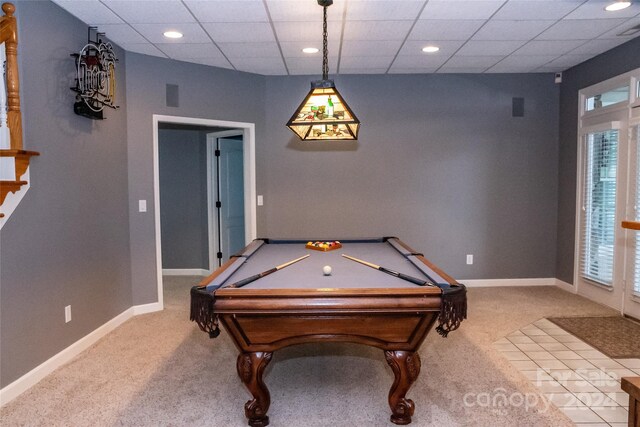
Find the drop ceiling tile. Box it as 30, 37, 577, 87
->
52, 0, 124, 24
339, 56, 395, 69
536, 18, 627, 40
121, 43, 167, 58
286, 65, 320, 75
96, 24, 148, 45
569, 38, 625, 55
184, 0, 269, 23
515, 39, 586, 55
388, 66, 439, 74
231, 56, 287, 75
536, 66, 566, 73
399, 40, 466, 56
285, 56, 339, 75
456, 40, 526, 56
218, 42, 281, 58
564, 0, 640, 20
346, 1, 424, 21
175, 56, 234, 69
279, 41, 340, 58
436, 66, 491, 73
266, 0, 345, 22
497, 54, 559, 67
343, 21, 414, 41
544, 53, 594, 68
492, 1, 581, 20
597, 16, 640, 38
202, 22, 276, 43
420, 1, 505, 20
473, 20, 555, 40
132, 23, 211, 43
443, 55, 503, 68
339, 67, 390, 75
274, 21, 342, 42
392, 54, 450, 69
409, 20, 485, 40
485, 64, 537, 73
101, 1, 195, 24
156, 43, 225, 59
341, 40, 403, 57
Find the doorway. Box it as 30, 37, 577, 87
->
574, 69, 640, 320
153, 115, 257, 308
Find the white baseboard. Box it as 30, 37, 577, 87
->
462, 278, 557, 287
0, 301, 162, 407
554, 279, 576, 293
132, 301, 163, 315
162, 268, 209, 276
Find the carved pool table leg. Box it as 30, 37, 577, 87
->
384, 350, 422, 425
236, 352, 273, 427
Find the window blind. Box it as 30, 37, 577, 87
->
580, 130, 618, 286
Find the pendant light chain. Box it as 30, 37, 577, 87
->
322, 5, 328, 80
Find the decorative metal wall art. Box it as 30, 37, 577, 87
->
71, 27, 119, 120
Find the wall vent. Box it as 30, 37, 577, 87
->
166, 84, 179, 107
512, 97, 524, 117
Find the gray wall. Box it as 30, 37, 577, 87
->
556, 36, 640, 284
0, 1, 130, 387
262, 74, 560, 279
158, 129, 208, 270
125, 54, 266, 305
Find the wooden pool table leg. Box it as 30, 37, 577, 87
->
237, 351, 273, 427
384, 350, 422, 425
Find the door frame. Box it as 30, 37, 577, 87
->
206, 130, 245, 273
573, 68, 639, 315
623, 118, 640, 319
153, 115, 257, 307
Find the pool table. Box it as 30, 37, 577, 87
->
191, 237, 466, 426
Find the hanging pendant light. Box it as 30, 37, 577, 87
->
286, 0, 360, 141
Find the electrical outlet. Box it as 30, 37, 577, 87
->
466, 254, 473, 265
257, 195, 264, 206
138, 200, 147, 212
65, 305, 72, 323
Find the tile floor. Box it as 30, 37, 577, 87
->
494, 318, 640, 426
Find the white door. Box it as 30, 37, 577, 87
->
576, 125, 627, 310
623, 122, 640, 319
217, 137, 245, 264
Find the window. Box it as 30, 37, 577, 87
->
585, 86, 629, 111
580, 130, 618, 286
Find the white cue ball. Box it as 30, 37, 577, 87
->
323, 265, 332, 276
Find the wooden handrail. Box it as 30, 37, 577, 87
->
0, 2, 22, 150
622, 221, 640, 231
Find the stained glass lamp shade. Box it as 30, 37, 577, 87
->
286, 0, 360, 141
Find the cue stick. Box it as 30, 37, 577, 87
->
341, 254, 435, 286
224, 254, 310, 289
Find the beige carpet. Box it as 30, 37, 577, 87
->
548, 316, 640, 359
0, 278, 617, 426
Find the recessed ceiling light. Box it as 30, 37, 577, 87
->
605, 1, 631, 11
302, 47, 319, 54
163, 31, 183, 39
422, 46, 440, 53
